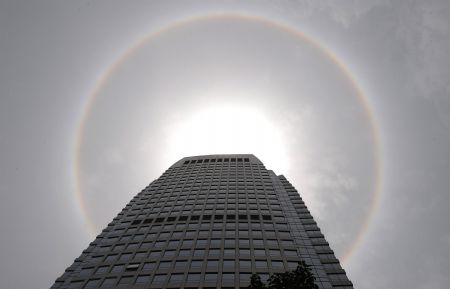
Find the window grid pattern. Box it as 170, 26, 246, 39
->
51, 154, 353, 289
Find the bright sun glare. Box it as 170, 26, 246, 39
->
166, 104, 289, 173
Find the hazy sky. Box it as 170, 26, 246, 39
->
1, 1, 450, 289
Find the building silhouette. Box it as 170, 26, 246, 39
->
51, 154, 353, 289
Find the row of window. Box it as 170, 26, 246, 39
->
101, 229, 294, 246
125, 192, 280, 212
128, 213, 274, 226
120, 208, 282, 220
116, 210, 284, 226
122, 204, 281, 216
112, 218, 288, 233
156, 177, 271, 184
122, 222, 288, 233
83, 258, 296, 276
164, 168, 269, 178
153, 178, 272, 185
136, 199, 280, 208
69, 271, 272, 289
96, 237, 295, 254
137, 189, 275, 202
123, 208, 282, 219
100, 238, 295, 251
160, 172, 270, 180
152, 183, 272, 190
148, 176, 271, 183
183, 157, 251, 164
90, 247, 299, 263
175, 166, 267, 173
154, 172, 271, 179
136, 194, 279, 204
124, 199, 281, 214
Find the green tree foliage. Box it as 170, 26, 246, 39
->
248, 261, 319, 289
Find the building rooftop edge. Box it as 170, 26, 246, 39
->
170, 154, 262, 168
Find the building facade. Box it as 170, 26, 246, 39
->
51, 154, 353, 289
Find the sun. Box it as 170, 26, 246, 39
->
165, 103, 289, 174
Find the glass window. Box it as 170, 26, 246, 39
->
196, 239, 207, 247
120, 253, 132, 261
239, 272, 252, 283
134, 251, 147, 259
158, 261, 171, 269
119, 276, 133, 284
152, 274, 166, 284
267, 239, 278, 246
95, 266, 109, 275
68, 281, 83, 288
179, 249, 190, 257
282, 239, 295, 246
253, 239, 264, 246
193, 249, 205, 257
135, 275, 150, 284
187, 273, 201, 282
100, 278, 116, 287
169, 274, 184, 283
224, 248, 235, 256
174, 260, 187, 269
208, 249, 220, 257
223, 260, 235, 270
222, 273, 235, 283
239, 249, 250, 255
84, 279, 100, 288
271, 260, 284, 269
159, 232, 170, 238
111, 264, 124, 273
253, 230, 263, 238
163, 250, 176, 258
239, 239, 250, 246
79, 267, 93, 276
104, 254, 117, 262
269, 249, 281, 257
206, 260, 219, 269
255, 260, 268, 268
239, 259, 251, 268
168, 240, 179, 247
239, 230, 249, 237
205, 273, 218, 282
143, 262, 155, 270
254, 249, 266, 256
284, 250, 298, 258
172, 231, 183, 238
185, 230, 196, 238
209, 238, 220, 247
149, 251, 161, 258
224, 239, 235, 247
191, 260, 203, 269
182, 239, 193, 246
225, 230, 235, 237
113, 244, 125, 251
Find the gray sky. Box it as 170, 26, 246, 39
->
1, 1, 449, 289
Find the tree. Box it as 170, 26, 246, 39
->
249, 273, 267, 289
248, 261, 319, 289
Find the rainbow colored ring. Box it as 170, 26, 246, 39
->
73, 12, 383, 264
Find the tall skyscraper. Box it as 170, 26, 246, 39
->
51, 154, 353, 289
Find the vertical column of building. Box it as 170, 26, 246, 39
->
278, 176, 353, 289
269, 171, 333, 289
